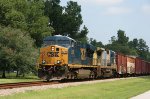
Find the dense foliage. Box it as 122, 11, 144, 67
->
0, 0, 53, 77
0, 26, 38, 78
105, 30, 150, 61
0, 0, 54, 47
89, 38, 104, 48
44, 0, 88, 43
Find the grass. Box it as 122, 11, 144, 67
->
0, 78, 40, 84
0, 72, 41, 84
1, 76, 150, 99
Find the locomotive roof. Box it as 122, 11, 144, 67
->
44, 35, 76, 42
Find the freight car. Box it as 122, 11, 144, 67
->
37, 35, 150, 81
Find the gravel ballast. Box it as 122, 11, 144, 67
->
0, 77, 136, 96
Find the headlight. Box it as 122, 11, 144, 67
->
57, 60, 61, 64
42, 60, 46, 64
51, 46, 55, 51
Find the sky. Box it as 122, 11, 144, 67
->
61, 0, 150, 47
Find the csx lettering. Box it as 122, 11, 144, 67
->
47, 52, 59, 57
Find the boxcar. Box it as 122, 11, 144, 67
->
116, 53, 127, 75
148, 62, 150, 74
126, 56, 135, 74
141, 60, 146, 74
146, 62, 149, 74
135, 58, 142, 75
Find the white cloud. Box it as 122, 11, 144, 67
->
69, 0, 130, 15
92, 0, 124, 6
71, 0, 124, 6
142, 5, 150, 15
105, 7, 132, 15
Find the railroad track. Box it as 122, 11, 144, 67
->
0, 78, 102, 90
0, 79, 94, 90
0, 76, 143, 90
0, 81, 59, 89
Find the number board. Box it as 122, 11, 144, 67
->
47, 52, 59, 57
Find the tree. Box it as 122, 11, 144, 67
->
44, 0, 88, 42
44, 0, 63, 35
76, 25, 89, 43
129, 38, 138, 49
90, 38, 104, 48
63, 1, 83, 38
138, 39, 149, 51
105, 30, 137, 55
0, 0, 54, 47
0, 26, 38, 78
117, 30, 129, 45
27, 0, 54, 47
137, 39, 149, 60
0, 0, 12, 26
0, 0, 28, 28
128, 38, 150, 60
0, 46, 14, 78
5, 10, 27, 30
109, 36, 117, 44
105, 30, 150, 59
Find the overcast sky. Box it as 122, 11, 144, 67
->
61, 0, 150, 47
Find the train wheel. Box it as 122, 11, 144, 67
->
100, 71, 104, 78
46, 75, 51, 82
67, 72, 74, 79
89, 71, 95, 79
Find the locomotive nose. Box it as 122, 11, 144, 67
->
39, 45, 68, 66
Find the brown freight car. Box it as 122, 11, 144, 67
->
145, 61, 149, 74
145, 62, 148, 74
135, 58, 142, 75
149, 62, 150, 74
147, 62, 150, 74
126, 56, 135, 75
116, 53, 127, 75
148, 62, 150, 74
144, 61, 147, 74
141, 60, 146, 74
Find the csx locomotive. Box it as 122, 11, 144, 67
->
37, 35, 150, 81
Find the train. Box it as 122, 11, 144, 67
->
37, 35, 150, 81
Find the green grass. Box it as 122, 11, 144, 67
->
0, 72, 41, 84
1, 76, 150, 99
0, 78, 40, 84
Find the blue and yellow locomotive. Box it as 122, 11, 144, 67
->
37, 35, 116, 81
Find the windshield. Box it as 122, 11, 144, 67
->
42, 40, 56, 47
43, 40, 71, 48
57, 40, 70, 47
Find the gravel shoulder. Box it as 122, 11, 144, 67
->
0, 77, 137, 96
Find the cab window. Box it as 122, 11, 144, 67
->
57, 40, 70, 47
43, 40, 56, 46
71, 41, 75, 47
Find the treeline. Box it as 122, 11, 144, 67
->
44, 0, 88, 43
90, 30, 150, 61
0, 0, 149, 78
